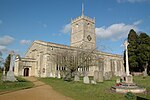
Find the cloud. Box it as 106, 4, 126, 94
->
117, 0, 148, 3
96, 22, 139, 41
133, 20, 142, 25
20, 40, 31, 45
0, 35, 15, 53
0, 45, 9, 53
0, 35, 14, 46
61, 23, 71, 34
0, 46, 6, 51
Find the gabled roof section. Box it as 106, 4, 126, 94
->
24, 40, 123, 58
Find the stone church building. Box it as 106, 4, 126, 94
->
14, 7, 125, 77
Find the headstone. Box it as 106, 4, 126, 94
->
104, 72, 109, 80
125, 75, 133, 83
83, 76, 90, 84
49, 72, 53, 77
94, 70, 99, 82
1, 75, 6, 81
74, 75, 80, 82
104, 71, 113, 80
108, 71, 113, 79
116, 79, 120, 83
64, 72, 71, 81
98, 71, 103, 82
120, 76, 125, 82
91, 80, 97, 84
53, 73, 56, 78
94, 70, 103, 82
62, 72, 66, 78
57, 71, 61, 78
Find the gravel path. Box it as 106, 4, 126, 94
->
0, 77, 73, 100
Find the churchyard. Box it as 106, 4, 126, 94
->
40, 76, 150, 100
0, 73, 33, 93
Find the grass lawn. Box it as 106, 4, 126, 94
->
133, 76, 150, 99
40, 76, 150, 100
0, 73, 34, 92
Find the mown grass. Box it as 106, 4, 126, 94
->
0, 73, 34, 92
133, 76, 150, 99
40, 76, 150, 100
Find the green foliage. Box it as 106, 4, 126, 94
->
127, 29, 139, 71
40, 76, 150, 100
0, 74, 33, 92
126, 29, 150, 73
4, 54, 11, 72
124, 92, 135, 100
0, 51, 3, 67
137, 33, 150, 68
40, 77, 124, 100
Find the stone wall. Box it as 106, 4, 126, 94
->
14, 40, 125, 77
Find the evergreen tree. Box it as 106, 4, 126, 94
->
4, 54, 11, 72
127, 29, 139, 72
0, 51, 3, 73
137, 33, 150, 76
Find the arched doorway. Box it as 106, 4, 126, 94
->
24, 68, 29, 76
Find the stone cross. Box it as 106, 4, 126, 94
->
5, 50, 17, 82
124, 41, 130, 76
9, 51, 15, 71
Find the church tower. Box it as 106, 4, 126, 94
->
70, 4, 96, 49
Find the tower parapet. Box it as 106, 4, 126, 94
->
71, 15, 95, 24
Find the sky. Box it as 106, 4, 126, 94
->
0, 0, 150, 59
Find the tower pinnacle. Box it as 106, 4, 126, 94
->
82, 3, 84, 16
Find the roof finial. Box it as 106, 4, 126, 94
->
82, 3, 84, 16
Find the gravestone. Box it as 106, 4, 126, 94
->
94, 70, 99, 81
64, 72, 72, 81
116, 78, 120, 83
57, 71, 61, 78
49, 72, 53, 77
98, 71, 103, 82
53, 73, 56, 78
125, 75, 133, 83
83, 76, 90, 84
94, 70, 103, 82
108, 71, 113, 79
104, 72, 109, 80
104, 71, 113, 80
62, 72, 66, 78
74, 75, 80, 82
91, 80, 97, 84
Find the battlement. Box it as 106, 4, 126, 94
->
71, 15, 95, 23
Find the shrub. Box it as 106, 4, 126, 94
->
124, 92, 135, 100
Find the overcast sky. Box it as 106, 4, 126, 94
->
0, 0, 150, 59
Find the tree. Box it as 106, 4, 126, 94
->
137, 33, 150, 76
54, 48, 97, 81
0, 51, 3, 66
127, 29, 139, 72
0, 51, 3, 73
126, 29, 150, 75
4, 54, 11, 72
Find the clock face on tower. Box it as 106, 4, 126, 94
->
87, 35, 92, 41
